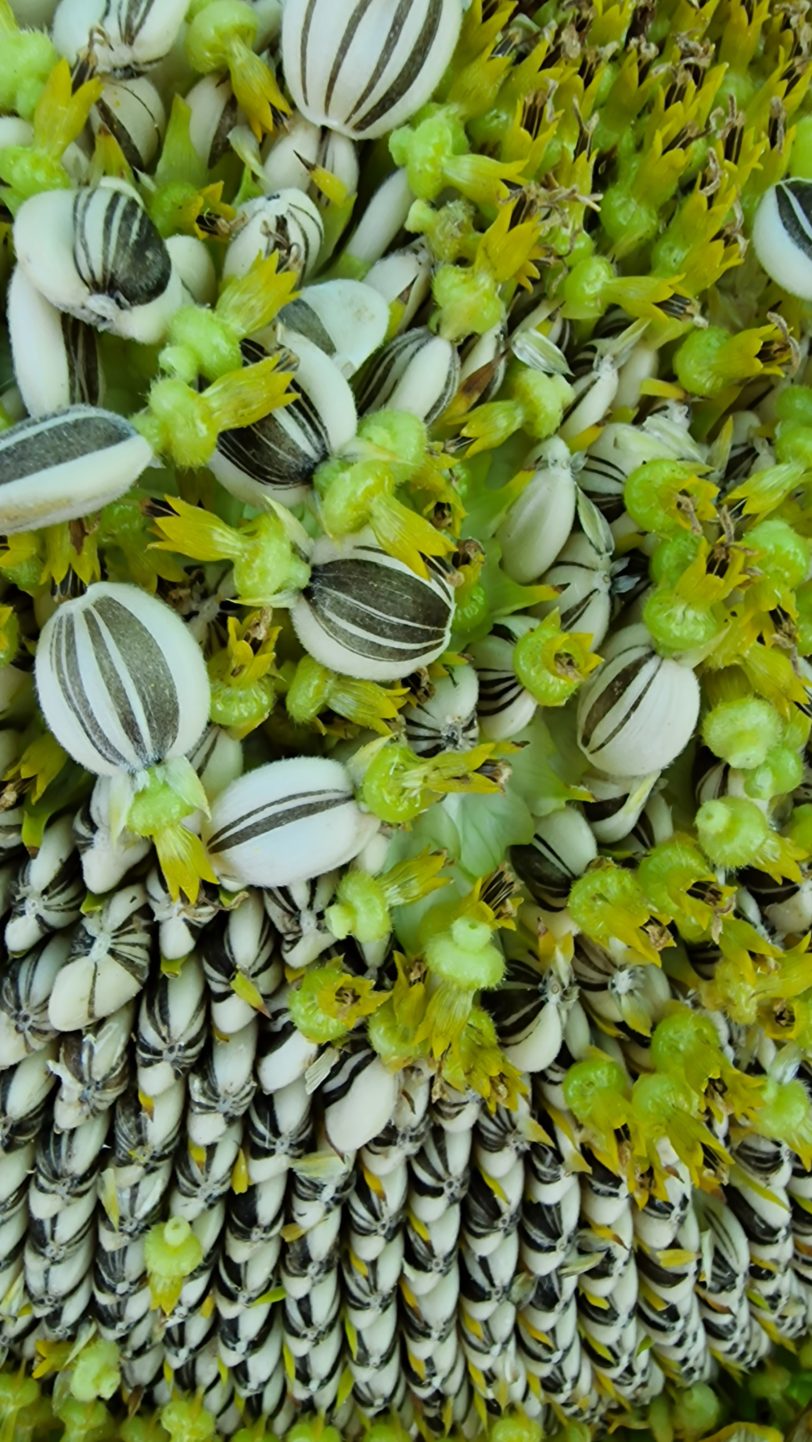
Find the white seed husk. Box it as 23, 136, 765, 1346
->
205, 756, 380, 889
497, 438, 577, 584
355, 327, 460, 424
281, 0, 463, 140
8, 266, 103, 417
292, 533, 455, 682
36, 581, 210, 777
14, 181, 182, 343
752, 180, 812, 301
278, 279, 389, 379
0, 406, 151, 534
223, 190, 324, 282
52, 0, 190, 73
209, 334, 357, 507
577, 626, 700, 778
91, 75, 166, 170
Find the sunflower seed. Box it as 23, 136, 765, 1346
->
36, 581, 211, 777
753, 179, 812, 300
497, 438, 577, 584
278, 279, 389, 378
48, 882, 151, 1031
281, 0, 463, 139
205, 756, 379, 890
0, 406, 151, 534
292, 534, 455, 682
52, 0, 190, 74
135, 957, 207, 1098
223, 190, 324, 281
577, 625, 701, 778
355, 327, 460, 424
14, 181, 181, 343
8, 265, 103, 416
210, 334, 357, 507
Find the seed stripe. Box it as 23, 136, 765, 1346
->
777, 181, 812, 260
207, 788, 352, 854
353, 0, 444, 133
51, 612, 130, 769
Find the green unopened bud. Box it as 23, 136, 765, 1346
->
513, 612, 601, 706
288, 961, 385, 1042
432, 263, 504, 340
702, 696, 784, 770
160, 1396, 216, 1442
424, 916, 504, 990
70, 1340, 121, 1403
326, 872, 391, 943
671, 1383, 724, 1437
745, 745, 804, 800
145, 1215, 204, 1315
747, 517, 809, 591
561, 256, 616, 320
696, 795, 769, 868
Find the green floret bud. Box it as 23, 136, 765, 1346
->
671, 1383, 724, 1436
144, 1216, 204, 1315
702, 696, 784, 769
69, 1340, 121, 1403
696, 795, 770, 868
432, 263, 504, 340
326, 872, 391, 943
643, 587, 721, 655
160, 1396, 216, 1442
744, 745, 804, 800
289, 961, 385, 1042
489, 1415, 544, 1442
561, 256, 616, 320
424, 916, 505, 990
746, 517, 809, 590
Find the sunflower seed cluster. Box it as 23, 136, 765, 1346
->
2, 0, 812, 1439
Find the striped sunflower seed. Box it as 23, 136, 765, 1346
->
47, 882, 152, 1031
291, 534, 455, 682
204, 756, 380, 889
278, 279, 389, 379
576, 624, 701, 778
52, 0, 190, 74
90, 75, 166, 170
496, 438, 577, 584
262, 115, 359, 210
404, 665, 479, 757
210, 334, 357, 507
7, 265, 103, 417
35, 581, 210, 778
0, 406, 151, 534
355, 326, 460, 424
223, 190, 324, 281
281, 0, 464, 139
14, 180, 182, 343
753, 179, 812, 300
